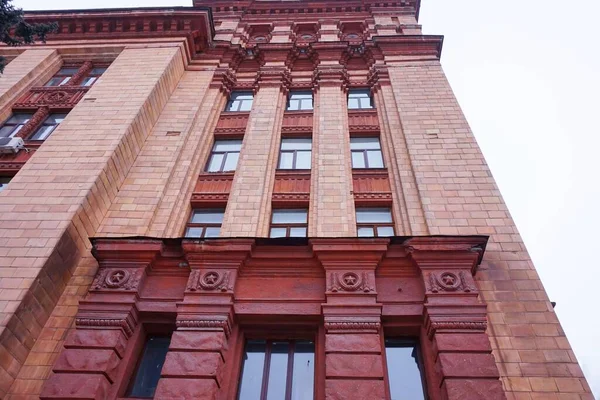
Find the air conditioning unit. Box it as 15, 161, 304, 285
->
0, 137, 24, 154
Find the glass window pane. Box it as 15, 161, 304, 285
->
214, 140, 243, 151
8, 114, 31, 124
207, 153, 224, 172
281, 138, 311, 150
350, 137, 381, 150
367, 150, 384, 168
128, 336, 171, 398
348, 98, 359, 109
360, 96, 373, 108
295, 151, 311, 169
351, 152, 365, 168
58, 77, 71, 86
59, 68, 79, 75
291, 341, 315, 400
45, 77, 62, 87
227, 100, 241, 111
270, 227, 287, 238
0, 126, 15, 138
357, 227, 375, 237
191, 210, 224, 224
46, 114, 67, 124
223, 152, 240, 171
279, 152, 294, 169
80, 77, 97, 86
90, 67, 107, 75
272, 209, 307, 224
377, 226, 395, 237
238, 340, 266, 400
266, 341, 289, 400
287, 99, 299, 111
204, 227, 221, 238
356, 208, 393, 223
239, 99, 253, 111
290, 227, 307, 237
185, 227, 204, 238
30, 125, 55, 140
385, 339, 426, 400
299, 98, 313, 110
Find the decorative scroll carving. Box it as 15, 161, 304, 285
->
426, 271, 477, 293
329, 271, 374, 293
13, 87, 89, 109
91, 268, 143, 291
186, 270, 233, 292
324, 322, 381, 332
75, 318, 134, 337
176, 319, 232, 337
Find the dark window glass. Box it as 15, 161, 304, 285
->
287, 91, 313, 111
185, 209, 224, 238
226, 92, 254, 112
44, 67, 80, 87
29, 113, 67, 141
206, 140, 242, 172
0, 176, 11, 192
238, 339, 315, 400
127, 336, 171, 398
348, 89, 374, 109
385, 338, 426, 400
350, 137, 384, 168
278, 138, 312, 170
80, 67, 108, 86
270, 209, 308, 238
356, 207, 394, 237
0, 113, 32, 138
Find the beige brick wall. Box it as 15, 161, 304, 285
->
1, 43, 187, 397
387, 61, 592, 398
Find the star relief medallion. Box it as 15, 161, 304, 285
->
105, 269, 130, 288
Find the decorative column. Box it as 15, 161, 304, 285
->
40, 239, 162, 399
311, 45, 356, 236
312, 238, 389, 399
15, 106, 49, 139
154, 239, 254, 398
67, 61, 93, 86
406, 237, 506, 400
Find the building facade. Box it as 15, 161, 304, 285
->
0, 0, 592, 399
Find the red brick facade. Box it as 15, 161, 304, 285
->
0, 1, 591, 399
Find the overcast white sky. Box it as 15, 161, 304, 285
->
14, 0, 599, 396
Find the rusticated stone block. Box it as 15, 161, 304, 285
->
433, 333, 492, 354
161, 351, 222, 380
438, 353, 500, 379
169, 331, 227, 353
64, 329, 128, 358
325, 333, 381, 353
53, 349, 120, 383
326, 353, 384, 378
40, 373, 110, 399
442, 378, 506, 400
155, 378, 218, 399
325, 379, 386, 400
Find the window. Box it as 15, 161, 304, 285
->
127, 335, 171, 398
356, 207, 394, 237
238, 339, 314, 400
29, 113, 67, 141
0, 113, 32, 138
80, 67, 107, 86
185, 209, 224, 238
0, 177, 11, 192
350, 137, 384, 168
348, 89, 374, 109
278, 138, 312, 170
206, 140, 242, 172
226, 92, 254, 112
270, 209, 308, 238
385, 338, 426, 400
44, 67, 79, 87
286, 91, 313, 111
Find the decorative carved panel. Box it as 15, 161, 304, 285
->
13, 86, 89, 110
352, 169, 392, 205
214, 112, 249, 135
272, 171, 311, 205
281, 111, 313, 134
348, 109, 379, 133
192, 173, 234, 206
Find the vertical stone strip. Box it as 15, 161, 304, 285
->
313, 239, 388, 400
311, 67, 356, 236
220, 76, 286, 237
0, 44, 185, 397
0, 49, 61, 119
388, 61, 589, 398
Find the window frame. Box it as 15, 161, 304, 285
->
80, 67, 108, 87
205, 139, 243, 172
28, 113, 68, 141
184, 208, 225, 238
269, 208, 309, 238
277, 138, 312, 170
44, 67, 80, 87
383, 337, 428, 400
350, 137, 385, 169
236, 337, 317, 400
225, 92, 254, 112
286, 91, 314, 111
355, 207, 395, 237
0, 113, 33, 138
347, 88, 374, 110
